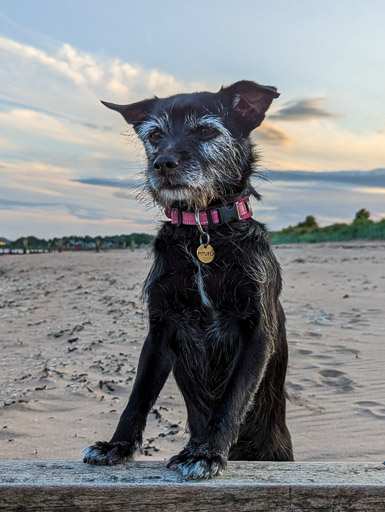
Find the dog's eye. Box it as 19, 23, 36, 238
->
194, 126, 218, 139
149, 130, 163, 143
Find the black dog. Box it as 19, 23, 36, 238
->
83, 80, 293, 479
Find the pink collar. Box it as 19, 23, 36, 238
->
165, 196, 253, 227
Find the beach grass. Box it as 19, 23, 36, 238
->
270, 209, 385, 244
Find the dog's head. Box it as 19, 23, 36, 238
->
102, 80, 279, 210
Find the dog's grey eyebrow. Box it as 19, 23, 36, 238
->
185, 113, 221, 126
184, 114, 228, 133
137, 111, 170, 139
139, 112, 230, 139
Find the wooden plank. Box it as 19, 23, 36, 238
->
0, 461, 384, 511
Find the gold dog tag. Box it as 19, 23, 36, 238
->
197, 244, 215, 263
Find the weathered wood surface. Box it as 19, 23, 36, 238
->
0, 460, 385, 511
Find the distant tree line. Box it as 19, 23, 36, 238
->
2, 209, 385, 252
0, 233, 155, 252
270, 209, 385, 244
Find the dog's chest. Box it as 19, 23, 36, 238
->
146, 223, 271, 324
148, 253, 258, 318
194, 264, 212, 308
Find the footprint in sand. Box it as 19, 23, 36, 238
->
354, 401, 385, 420
286, 381, 304, 393
333, 345, 361, 358
312, 354, 333, 361
296, 349, 312, 355
290, 395, 326, 415
318, 369, 356, 392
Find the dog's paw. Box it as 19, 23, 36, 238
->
178, 456, 225, 480
83, 441, 135, 465
167, 447, 226, 480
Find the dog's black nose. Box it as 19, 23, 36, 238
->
153, 155, 178, 174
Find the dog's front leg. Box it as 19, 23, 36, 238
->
83, 329, 175, 465
168, 328, 271, 479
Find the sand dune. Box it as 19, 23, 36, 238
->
1, 242, 384, 463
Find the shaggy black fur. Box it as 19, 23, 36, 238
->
83, 80, 293, 479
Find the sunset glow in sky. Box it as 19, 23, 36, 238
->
1, 0, 384, 239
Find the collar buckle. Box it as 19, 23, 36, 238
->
216, 201, 241, 224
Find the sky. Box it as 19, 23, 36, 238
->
1, 0, 384, 239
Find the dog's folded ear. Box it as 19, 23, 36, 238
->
101, 97, 158, 125
219, 80, 279, 134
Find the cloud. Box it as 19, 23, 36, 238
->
255, 176, 385, 231
2, 34, 384, 175
113, 190, 142, 201
72, 177, 145, 189
0, 35, 205, 124
253, 122, 293, 146
0, 35, 204, 199
132, 218, 155, 225
77, 121, 113, 132
0, 37, 88, 86
257, 120, 385, 171
0, 208, 158, 240
66, 204, 105, 220
0, 108, 99, 147
271, 98, 341, 121
0, 159, 160, 239
0, 198, 55, 208
0, 196, 105, 221
1, 35, 384, 237
73, 177, 149, 201
261, 168, 385, 187
0, 107, 127, 155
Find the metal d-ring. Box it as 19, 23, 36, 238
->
195, 211, 205, 234
199, 232, 210, 248
195, 211, 210, 248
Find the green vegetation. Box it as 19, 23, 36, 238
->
0, 233, 155, 252
2, 209, 385, 252
270, 209, 385, 244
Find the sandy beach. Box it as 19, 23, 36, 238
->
1, 242, 384, 463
